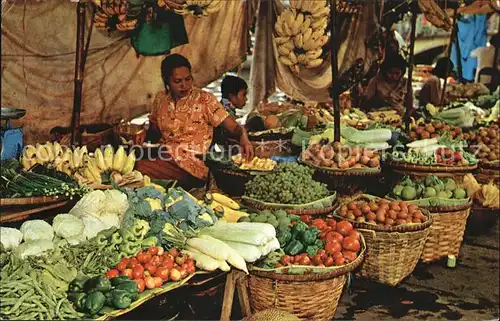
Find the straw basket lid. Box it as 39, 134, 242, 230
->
242, 309, 301, 321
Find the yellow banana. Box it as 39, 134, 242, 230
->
212, 192, 240, 210
72, 147, 83, 168
45, 142, 55, 162
312, 6, 329, 18
121, 151, 136, 174
35, 143, 49, 163
21, 157, 33, 170
283, 39, 295, 51
275, 36, 290, 45
61, 148, 73, 168
23, 145, 37, 159
282, 20, 293, 36
297, 53, 307, 65
291, 12, 304, 35
94, 148, 107, 171
275, 19, 285, 36
306, 48, 323, 60
279, 56, 294, 66
282, 10, 295, 29
112, 145, 126, 172
300, 16, 312, 33
294, 33, 304, 48
289, 51, 298, 64
278, 44, 291, 56
53, 141, 63, 157
302, 28, 313, 44
306, 58, 323, 68
205, 0, 223, 14
104, 145, 114, 169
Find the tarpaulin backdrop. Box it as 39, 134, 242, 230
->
250, 0, 382, 106
1, 0, 251, 143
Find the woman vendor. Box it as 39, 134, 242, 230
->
360, 54, 412, 115
136, 54, 254, 188
418, 58, 454, 107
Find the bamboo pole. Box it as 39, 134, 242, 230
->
70, 2, 87, 146
329, 0, 341, 142
440, 6, 459, 106
404, 0, 418, 133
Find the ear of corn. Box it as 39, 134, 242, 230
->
104, 145, 114, 169
112, 146, 127, 172
121, 152, 136, 174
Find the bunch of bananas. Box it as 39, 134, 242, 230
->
275, 1, 330, 72
417, 0, 452, 31
83, 145, 136, 185
21, 142, 87, 174
92, 0, 137, 32
231, 155, 277, 171
314, 108, 334, 125
167, 0, 224, 17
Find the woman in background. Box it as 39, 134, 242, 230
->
419, 57, 454, 107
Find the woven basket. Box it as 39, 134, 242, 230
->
466, 204, 499, 236
245, 202, 338, 216
210, 168, 255, 197
475, 165, 500, 185
313, 168, 382, 196
247, 241, 365, 321
421, 205, 471, 263
251, 140, 292, 158
386, 160, 478, 173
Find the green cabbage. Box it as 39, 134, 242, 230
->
52, 214, 85, 240
15, 240, 54, 259
0, 227, 23, 250
20, 220, 54, 242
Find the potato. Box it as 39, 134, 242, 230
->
396, 219, 407, 225
376, 212, 386, 223
356, 216, 366, 223
397, 212, 408, 219
385, 218, 395, 226
366, 212, 377, 221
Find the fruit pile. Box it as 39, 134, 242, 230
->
275, 219, 362, 267
232, 154, 277, 171
245, 163, 329, 204
409, 120, 463, 141
302, 143, 381, 169
274, 1, 330, 72
391, 176, 468, 201
464, 124, 499, 164
105, 247, 196, 293
337, 198, 429, 227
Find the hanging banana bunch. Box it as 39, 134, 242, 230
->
92, 0, 138, 32
275, 1, 330, 72
157, 0, 186, 10
418, 0, 453, 31
335, 0, 362, 14
172, 0, 224, 17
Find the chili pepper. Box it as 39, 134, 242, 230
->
107, 289, 132, 309
68, 275, 90, 293
284, 239, 304, 256
110, 276, 131, 286
111, 232, 123, 245
68, 293, 87, 312
83, 276, 112, 293
114, 281, 138, 300
84, 292, 106, 315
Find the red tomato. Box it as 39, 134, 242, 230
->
144, 262, 157, 275
300, 215, 312, 223
325, 240, 342, 255
317, 249, 327, 260
132, 264, 145, 279
325, 231, 344, 244
155, 267, 170, 281
157, 247, 165, 256
150, 255, 161, 266
179, 267, 189, 279
153, 276, 163, 287
168, 248, 179, 258
312, 254, 323, 266
175, 254, 187, 265
311, 219, 327, 230
297, 256, 311, 266
343, 251, 358, 263
348, 229, 361, 241
336, 220, 354, 236
137, 251, 152, 264
169, 268, 181, 282
144, 276, 156, 289
343, 236, 361, 253
161, 258, 175, 270
326, 219, 337, 228
454, 151, 462, 161
324, 256, 334, 267
186, 265, 196, 275
135, 278, 145, 293
127, 258, 139, 269
332, 252, 344, 261
121, 268, 133, 278
147, 246, 160, 256
334, 256, 345, 266
116, 261, 127, 272
106, 269, 120, 279
185, 259, 195, 268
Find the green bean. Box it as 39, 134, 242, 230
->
55, 298, 65, 319
30, 280, 56, 308
15, 311, 38, 320
7, 289, 34, 315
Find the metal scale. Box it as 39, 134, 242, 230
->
0, 107, 26, 160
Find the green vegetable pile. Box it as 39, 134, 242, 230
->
245, 163, 329, 204
391, 175, 468, 201
238, 209, 291, 229
67, 275, 139, 316
281, 217, 322, 257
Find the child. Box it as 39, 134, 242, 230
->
220, 75, 248, 118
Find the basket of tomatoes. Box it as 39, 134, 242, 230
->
248, 218, 365, 321
334, 196, 433, 286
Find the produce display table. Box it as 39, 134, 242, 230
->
0, 196, 73, 223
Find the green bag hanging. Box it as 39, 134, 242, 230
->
130, 7, 189, 56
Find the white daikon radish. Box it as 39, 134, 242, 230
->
260, 238, 281, 256
225, 241, 263, 263
199, 235, 248, 274
406, 138, 439, 149
186, 237, 230, 261
200, 221, 275, 246
181, 250, 219, 271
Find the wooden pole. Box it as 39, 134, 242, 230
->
329, 0, 341, 142
70, 2, 87, 146
440, 6, 459, 106
404, 0, 418, 133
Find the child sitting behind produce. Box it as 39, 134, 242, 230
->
419, 58, 454, 108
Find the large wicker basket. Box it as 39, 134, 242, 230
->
420, 204, 471, 263
247, 240, 365, 321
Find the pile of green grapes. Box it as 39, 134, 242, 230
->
245, 163, 330, 204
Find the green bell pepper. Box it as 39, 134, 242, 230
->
111, 232, 123, 245
119, 229, 137, 243
69, 275, 90, 293
97, 227, 118, 239
305, 245, 320, 257
84, 291, 106, 315
291, 221, 308, 236
84, 276, 112, 293
114, 281, 139, 300
110, 276, 132, 287
119, 242, 141, 256
94, 234, 108, 247
284, 239, 304, 256
288, 214, 300, 222
141, 236, 158, 249
277, 229, 292, 247
107, 289, 132, 309
68, 292, 87, 312
314, 239, 324, 248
